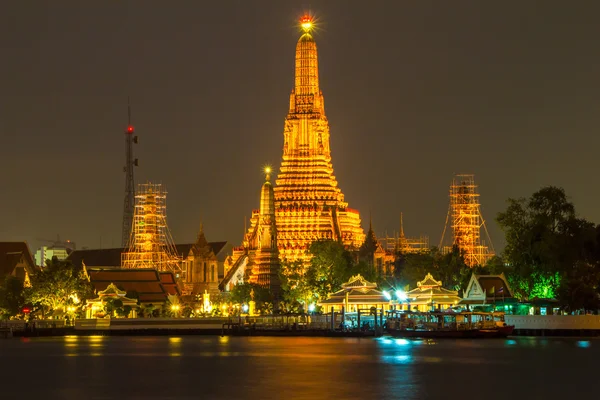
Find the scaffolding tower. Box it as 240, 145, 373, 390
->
439, 174, 494, 267
121, 182, 182, 275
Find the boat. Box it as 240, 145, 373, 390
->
384, 310, 514, 339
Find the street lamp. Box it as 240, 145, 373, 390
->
242, 304, 249, 313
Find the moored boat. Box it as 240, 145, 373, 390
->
385, 310, 514, 339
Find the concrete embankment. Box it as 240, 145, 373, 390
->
5, 315, 600, 338
506, 315, 600, 337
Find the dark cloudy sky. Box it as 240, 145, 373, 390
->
1, 1, 599, 254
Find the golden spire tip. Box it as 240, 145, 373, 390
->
300, 15, 314, 33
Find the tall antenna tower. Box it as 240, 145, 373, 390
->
121, 182, 182, 275
121, 99, 138, 247
439, 174, 495, 267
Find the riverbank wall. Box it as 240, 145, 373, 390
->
506, 315, 600, 337
4, 315, 600, 338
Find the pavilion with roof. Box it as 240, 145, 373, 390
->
85, 283, 139, 318
459, 273, 518, 312
318, 274, 390, 313
399, 273, 461, 312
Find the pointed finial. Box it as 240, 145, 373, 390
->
400, 212, 405, 238
264, 165, 272, 182
300, 14, 314, 33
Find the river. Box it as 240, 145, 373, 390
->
0, 335, 596, 399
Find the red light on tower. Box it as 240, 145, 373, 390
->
22, 307, 31, 314
127, 126, 134, 134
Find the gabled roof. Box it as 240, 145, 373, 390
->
476, 274, 513, 298
87, 268, 180, 303
99, 282, 127, 296
0, 242, 37, 279
341, 274, 377, 289
417, 273, 442, 288
67, 242, 228, 269
219, 253, 248, 291
461, 273, 513, 302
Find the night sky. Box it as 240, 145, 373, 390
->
1, 1, 599, 254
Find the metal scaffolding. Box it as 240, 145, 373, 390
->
121, 182, 182, 275
439, 174, 495, 267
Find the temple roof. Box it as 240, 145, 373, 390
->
341, 274, 377, 290
0, 242, 36, 280
476, 275, 512, 298
98, 282, 127, 296
87, 268, 180, 303
417, 273, 443, 288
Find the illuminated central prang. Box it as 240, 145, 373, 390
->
272, 16, 366, 261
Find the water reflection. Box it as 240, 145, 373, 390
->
169, 336, 182, 356
2, 336, 598, 400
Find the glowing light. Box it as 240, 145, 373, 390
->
577, 340, 591, 348
127, 126, 134, 133
242, 304, 249, 313
308, 304, 315, 312
396, 290, 407, 301
383, 291, 391, 300
300, 15, 313, 32
264, 166, 271, 175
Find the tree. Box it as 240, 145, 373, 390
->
306, 240, 353, 300
497, 186, 600, 308
279, 260, 314, 311
432, 245, 469, 291
358, 225, 378, 265
27, 257, 94, 315
230, 282, 273, 314
0, 276, 26, 318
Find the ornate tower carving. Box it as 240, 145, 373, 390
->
274, 15, 365, 261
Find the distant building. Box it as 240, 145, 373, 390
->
0, 242, 37, 286
35, 246, 70, 267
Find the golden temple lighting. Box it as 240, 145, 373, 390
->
273, 14, 365, 261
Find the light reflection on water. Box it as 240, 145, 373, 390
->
1, 336, 598, 399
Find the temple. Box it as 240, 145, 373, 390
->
401, 273, 461, 312
273, 15, 365, 261
221, 168, 281, 295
